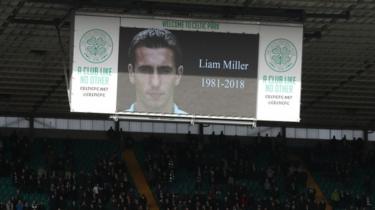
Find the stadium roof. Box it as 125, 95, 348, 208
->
0, 0, 374, 129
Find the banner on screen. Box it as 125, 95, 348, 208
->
70, 13, 302, 122
70, 15, 119, 113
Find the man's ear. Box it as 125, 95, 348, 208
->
128, 64, 135, 84
174, 65, 183, 86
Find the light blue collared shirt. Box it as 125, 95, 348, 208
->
126, 103, 187, 114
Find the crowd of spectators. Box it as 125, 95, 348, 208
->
155, 185, 328, 210
0, 198, 43, 210
1, 130, 375, 210
0, 132, 147, 210
139, 132, 375, 210
305, 136, 364, 182
0, 133, 45, 210
140, 133, 329, 210
302, 136, 373, 210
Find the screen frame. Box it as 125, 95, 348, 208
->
70, 12, 303, 124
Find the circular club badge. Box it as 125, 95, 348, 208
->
79, 29, 113, 63
265, 38, 297, 72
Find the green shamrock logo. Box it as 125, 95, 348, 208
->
271, 46, 291, 65
86, 37, 107, 57
79, 29, 113, 63
265, 38, 297, 72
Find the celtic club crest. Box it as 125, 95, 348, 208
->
79, 29, 113, 63
265, 38, 297, 72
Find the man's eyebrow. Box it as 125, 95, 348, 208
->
136, 64, 152, 68
135, 65, 175, 73
136, 65, 153, 73
157, 65, 173, 69
157, 66, 174, 74
136, 65, 152, 69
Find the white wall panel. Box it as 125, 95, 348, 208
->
319, 129, 330, 140
368, 132, 375, 141
165, 123, 177, 133
330, 129, 341, 139
56, 119, 68, 129
248, 127, 259, 136
104, 120, 115, 130
18, 118, 29, 128
44, 118, 56, 129
68, 119, 80, 130
203, 125, 213, 135
353, 130, 363, 139
34, 118, 45, 129
259, 126, 272, 136
129, 121, 141, 132
341, 130, 353, 140
188, 124, 199, 134
0, 116, 372, 143
296, 128, 307, 139
224, 125, 236, 136
142, 122, 153, 133
213, 124, 224, 135
286, 128, 295, 138
0, 117, 5, 127
307, 128, 319, 139
177, 123, 188, 134
80, 120, 92, 130
152, 122, 165, 133
271, 127, 281, 137
236, 126, 247, 136
93, 120, 105, 131
6, 117, 19, 128
119, 121, 129, 131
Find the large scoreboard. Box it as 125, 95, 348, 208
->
70, 13, 303, 123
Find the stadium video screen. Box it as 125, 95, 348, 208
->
70, 14, 303, 122
117, 27, 258, 117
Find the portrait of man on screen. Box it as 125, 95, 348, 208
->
125, 28, 187, 114
118, 26, 259, 117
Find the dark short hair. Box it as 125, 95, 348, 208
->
128, 28, 182, 67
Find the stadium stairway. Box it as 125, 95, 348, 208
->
123, 148, 159, 210
288, 154, 333, 210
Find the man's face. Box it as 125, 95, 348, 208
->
128, 46, 183, 113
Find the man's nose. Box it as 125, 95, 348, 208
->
150, 71, 161, 88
